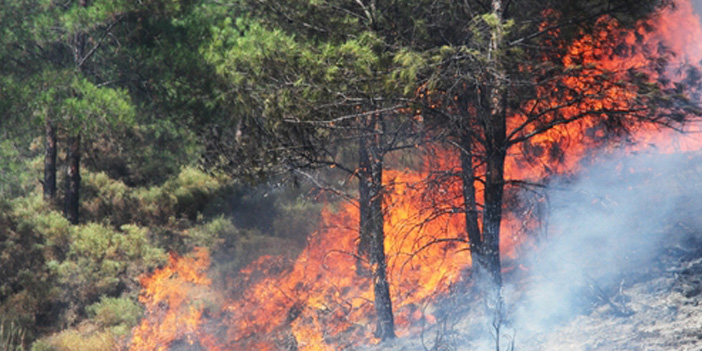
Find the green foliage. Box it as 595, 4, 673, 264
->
86, 296, 141, 331
392, 49, 428, 94
56, 0, 131, 37
29, 341, 52, 351
0, 141, 35, 199
0, 197, 56, 329
81, 166, 229, 227
3, 185, 168, 328
53, 223, 167, 311
121, 123, 201, 186
60, 78, 135, 136
0, 152, 237, 345
135, 166, 227, 223
81, 172, 133, 225
185, 215, 238, 249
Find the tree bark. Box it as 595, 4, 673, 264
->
482, 0, 507, 293
62, 0, 88, 224
43, 118, 57, 201
358, 135, 371, 269
482, 130, 505, 292
460, 129, 487, 269
358, 114, 395, 341
64, 135, 80, 225
482, 2, 508, 349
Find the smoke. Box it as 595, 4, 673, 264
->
693, 0, 702, 21
507, 143, 702, 346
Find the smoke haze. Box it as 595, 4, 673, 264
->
509, 144, 702, 347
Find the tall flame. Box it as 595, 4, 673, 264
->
128, 1, 702, 350
129, 248, 223, 351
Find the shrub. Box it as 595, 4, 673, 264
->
47, 223, 166, 326
86, 297, 141, 330
32, 329, 114, 351
134, 167, 227, 225
81, 172, 134, 226
186, 215, 238, 249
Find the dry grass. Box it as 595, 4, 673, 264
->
35, 327, 116, 351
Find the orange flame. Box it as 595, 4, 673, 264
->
128, 248, 223, 351
128, 1, 702, 350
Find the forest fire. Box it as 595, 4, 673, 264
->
128, 248, 223, 351
127, 1, 702, 350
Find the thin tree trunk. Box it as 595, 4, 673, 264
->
369, 144, 394, 341
483, 2, 508, 349
457, 90, 486, 273
62, 0, 87, 225
460, 129, 486, 270
64, 135, 80, 225
357, 136, 371, 272
482, 139, 505, 291
483, 0, 507, 292
358, 115, 395, 341
43, 118, 57, 201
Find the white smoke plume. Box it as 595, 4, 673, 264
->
507, 143, 702, 347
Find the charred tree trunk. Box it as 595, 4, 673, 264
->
460, 129, 487, 269
482, 126, 505, 293
483, 1, 508, 349
358, 136, 372, 270
457, 90, 487, 274
64, 135, 80, 225
368, 147, 394, 342
358, 115, 395, 341
43, 118, 57, 201
482, 0, 507, 294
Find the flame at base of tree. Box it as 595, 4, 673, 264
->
128, 167, 524, 350
128, 1, 702, 350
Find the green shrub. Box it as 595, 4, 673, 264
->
186, 215, 238, 249
29, 340, 53, 351
134, 166, 227, 224
0, 200, 55, 330
0, 140, 38, 199
86, 297, 141, 330
81, 172, 134, 226
44, 223, 167, 326
59, 222, 167, 293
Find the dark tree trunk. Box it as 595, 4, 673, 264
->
43, 118, 57, 201
368, 147, 394, 341
456, 5, 507, 345
482, 0, 507, 293
482, 128, 505, 292
64, 135, 80, 225
358, 136, 371, 268
358, 115, 395, 341
63, 0, 87, 225
483, 3, 508, 349
457, 90, 486, 273
460, 129, 487, 271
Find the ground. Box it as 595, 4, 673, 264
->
368, 225, 702, 351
